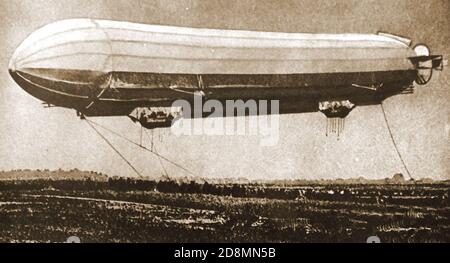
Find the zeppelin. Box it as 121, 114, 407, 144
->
8, 19, 443, 128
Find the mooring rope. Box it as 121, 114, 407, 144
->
85, 118, 143, 177
85, 118, 195, 177
380, 103, 414, 180
143, 128, 169, 178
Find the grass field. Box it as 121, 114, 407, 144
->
0, 171, 448, 243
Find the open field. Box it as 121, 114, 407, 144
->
0, 172, 448, 243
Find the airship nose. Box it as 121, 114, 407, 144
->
8, 51, 16, 73
8, 27, 40, 94
8, 38, 20, 79
8, 46, 22, 87
9, 19, 111, 78
8, 19, 113, 107
8, 19, 113, 100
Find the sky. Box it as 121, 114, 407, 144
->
0, 0, 448, 180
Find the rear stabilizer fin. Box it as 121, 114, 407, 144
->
409, 55, 444, 70
377, 32, 412, 46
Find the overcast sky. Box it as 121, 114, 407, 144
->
0, 0, 448, 180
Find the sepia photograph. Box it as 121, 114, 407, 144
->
0, 0, 448, 245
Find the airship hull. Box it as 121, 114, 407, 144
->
9, 19, 424, 116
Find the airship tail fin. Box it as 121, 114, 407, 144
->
377, 32, 412, 46
409, 55, 444, 71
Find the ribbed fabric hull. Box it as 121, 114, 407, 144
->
9, 19, 420, 116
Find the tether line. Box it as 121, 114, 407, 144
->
85, 118, 143, 177
143, 128, 169, 178
380, 103, 414, 180
85, 118, 195, 176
